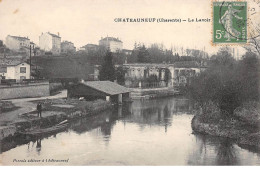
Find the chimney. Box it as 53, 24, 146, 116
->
58, 32, 60, 37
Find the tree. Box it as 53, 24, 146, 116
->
137, 45, 150, 63
190, 49, 259, 115
115, 66, 126, 85
99, 50, 115, 81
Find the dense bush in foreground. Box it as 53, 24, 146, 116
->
190, 50, 259, 116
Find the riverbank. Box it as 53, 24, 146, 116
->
0, 98, 113, 140
191, 101, 260, 150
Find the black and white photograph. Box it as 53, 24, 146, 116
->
0, 0, 260, 166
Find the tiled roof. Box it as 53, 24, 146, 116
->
123, 63, 173, 68
47, 32, 60, 38
81, 81, 129, 95
9, 35, 29, 41
0, 59, 29, 66
173, 61, 200, 68
100, 37, 122, 43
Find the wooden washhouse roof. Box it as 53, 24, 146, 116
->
81, 81, 130, 95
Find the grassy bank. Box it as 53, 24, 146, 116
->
0, 101, 20, 113
191, 101, 260, 149
13, 99, 113, 133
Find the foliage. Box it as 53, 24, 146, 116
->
190, 49, 259, 115
234, 101, 260, 127
137, 45, 150, 63
145, 74, 158, 83
99, 50, 115, 82
115, 66, 126, 85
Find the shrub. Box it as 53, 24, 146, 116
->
190, 51, 259, 116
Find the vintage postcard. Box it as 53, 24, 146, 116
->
0, 0, 260, 166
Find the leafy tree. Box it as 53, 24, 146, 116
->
190, 49, 259, 115
115, 66, 126, 85
137, 45, 150, 63
99, 50, 115, 81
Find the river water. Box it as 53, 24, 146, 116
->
1, 97, 260, 165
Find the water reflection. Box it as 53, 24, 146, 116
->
1, 96, 260, 165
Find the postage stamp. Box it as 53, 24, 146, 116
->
213, 1, 247, 44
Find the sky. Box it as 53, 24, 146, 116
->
0, 0, 245, 55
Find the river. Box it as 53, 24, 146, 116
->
1, 97, 260, 165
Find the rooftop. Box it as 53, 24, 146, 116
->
123, 63, 173, 68
173, 61, 201, 68
81, 81, 130, 95
47, 32, 61, 38
0, 59, 29, 67
8, 35, 29, 41
99, 37, 122, 43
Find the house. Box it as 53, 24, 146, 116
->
39, 32, 61, 55
68, 81, 130, 104
61, 41, 76, 54
81, 44, 99, 53
99, 36, 123, 53
5, 35, 30, 50
0, 60, 30, 80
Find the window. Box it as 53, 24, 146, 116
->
20, 67, 26, 73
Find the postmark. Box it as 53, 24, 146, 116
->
213, 1, 247, 44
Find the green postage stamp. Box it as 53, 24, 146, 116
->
213, 1, 247, 44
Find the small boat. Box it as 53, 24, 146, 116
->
19, 120, 69, 136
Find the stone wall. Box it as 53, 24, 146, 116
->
0, 82, 50, 100
0, 126, 16, 140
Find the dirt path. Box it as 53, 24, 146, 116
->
0, 90, 67, 126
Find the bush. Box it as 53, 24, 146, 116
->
190, 51, 259, 116
234, 101, 260, 126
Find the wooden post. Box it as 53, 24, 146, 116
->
106, 96, 110, 102
118, 94, 122, 105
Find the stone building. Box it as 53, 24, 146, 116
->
39, 32, 61, 55
123, 63, 174, 88
93, 61, 206, 88
61, 41, 76, 54
99, 36, 123, 53
0, 60, 30, 80
5, 35, 30, 50
81, 44, 99, 53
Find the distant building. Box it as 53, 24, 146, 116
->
61, 41, 76, 54
99, 36, 123, 52
39, 32, 61, 55
81, 44, 99, 53
0, 40, 3, 47
122, 49, 132, 55
0, 60, 30, 80
5, 35, 30, 50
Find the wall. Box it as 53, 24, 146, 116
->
99, 39, 123, 52
52, 36, 61, 55
0, 82, 50, 100
0, 126, 16, 140
39, 33, 52, 52
5, 36, 20, 50
5, 36, 30, 50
